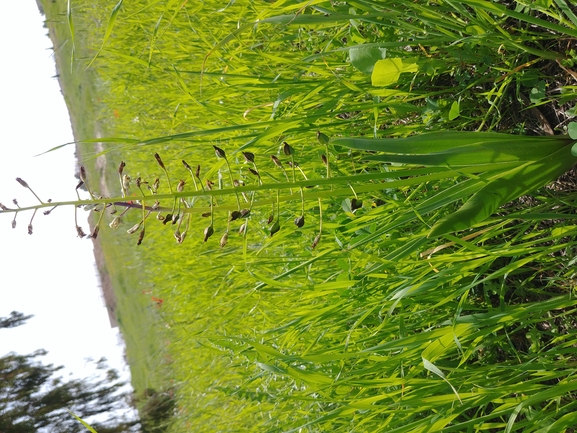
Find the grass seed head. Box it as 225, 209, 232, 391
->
76, 225, 86, 238
317, 131, 329, 145
230, 210, 242, 221
294, 215, 305, 228
270, 220, 280, 237
204, 225, 214, 242
16, 178, 29, 188
283, 141, 294, 156
154, 153, 166, 169
312, 233, 321, 249
109, 216, 122, 228
79, 166, 87, 183
220, 231, 228, 248
213, 145, 226, 159
242, 152, 255, 163
137, 228, 145, 245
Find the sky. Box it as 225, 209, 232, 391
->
0, 1, 132, 387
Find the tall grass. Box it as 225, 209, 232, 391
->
23, 0, 577, 430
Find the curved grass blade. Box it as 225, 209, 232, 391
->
85, 0, 124, 70
429, 146, 576, 237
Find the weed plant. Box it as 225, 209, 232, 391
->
13, 0, 577, 431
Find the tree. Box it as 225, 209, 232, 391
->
0, 312, 140, 433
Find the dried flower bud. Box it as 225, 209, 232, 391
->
152, 200, 160, 210
233, 179, 240, 187
248, 168, 260, 177
163, 214, 173, 225
136, 177, 142, 188
109, 217, 123, 230
213, 145, 226, 159
312, 233, 321, 249
287, 161, 299, 168
182, 160, 191, 171
321, 154, 328, 166
178, 231, 187, 244
90, 226, 100, 239
195, 165, 201, 179
282, 142, 294, 156
28, 224, 33, 235
230, 210, 242, 221
270, 221, 280, 237
0, 203, 8, 211
16, 178, 29, 188
240, 209, 250, 218
201, 212, 211, 218
12, 199, 18, 207
122, 175, 131, 190
267, 214, 274, 224
127, 223, 141, 234
351, 198, 362, 211
11, 219, 16, 229
76, 225, 86, 238
242, 152, 255, 163
172, 214, 180, 225
137, 228, 145, 245
154, 153, 166, 169
271, 155, 282, 168
316, 131, 329, 145
238, 223, 247, 235
118, 161, 126, 175
206, 180, 214, 190
203, 225, 214, 242
80, 166, 87, 183
156, 213, 165, 221
294, 215, 305, 228
152, 178, 160, 193
177, 180, 186, 192
220, 231, 229, 248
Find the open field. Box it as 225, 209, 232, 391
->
38, 0, 577, 431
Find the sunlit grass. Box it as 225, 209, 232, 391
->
32, 0, 577, 431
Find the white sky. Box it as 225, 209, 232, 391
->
0, 2, 131, 386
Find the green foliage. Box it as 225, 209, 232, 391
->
24, 0, 577, 431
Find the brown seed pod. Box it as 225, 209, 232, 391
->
230, 210, 242, 221
270, 221, 280, 237
351, 198, 362, 211
271, 155, 283, 167
294, 215, 305, 228
204, 225, 214, 242
220, 231, 229, 248
283, 141, 294, 156
317, 131, 329, 145
154, 153, 166, 169
213, 145, 226, 159
242, 152, 255, 163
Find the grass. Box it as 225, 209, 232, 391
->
18, 0, 577, 431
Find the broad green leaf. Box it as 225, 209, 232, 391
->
371, 58, 418, 86
429, 145, 576, 237
448, 100, 460, 120
334, 132, 571, 167
349, 45, 387, 74
568, 121, 577, 139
